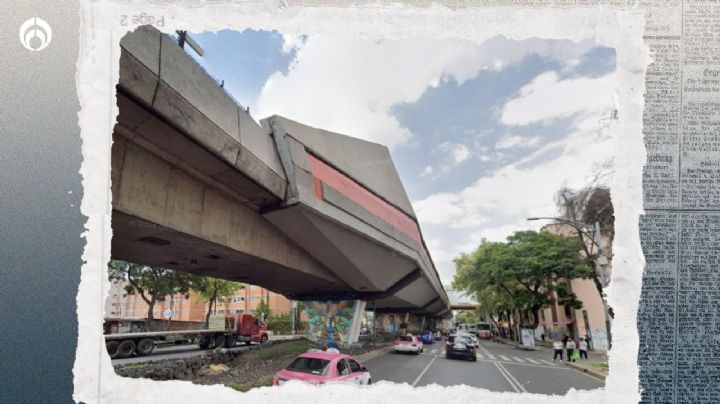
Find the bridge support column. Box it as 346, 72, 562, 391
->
304, 300, 367, 348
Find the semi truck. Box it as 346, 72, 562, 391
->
104, 313, 269, 359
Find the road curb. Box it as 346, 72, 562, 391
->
563, 361, 608, 381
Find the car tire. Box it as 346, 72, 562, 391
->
420, 347, 424, 353
261, 335, 269, 344
367, 378, 372, 385
106, 340, 120, 359
472, 355, 477, 362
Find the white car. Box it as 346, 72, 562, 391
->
394, 334, 424, 354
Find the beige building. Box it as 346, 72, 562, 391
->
538, 223, 612, 350
105, 281, 299, 322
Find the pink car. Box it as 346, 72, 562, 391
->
273, 349, 372, 386
394, 334, 424, 354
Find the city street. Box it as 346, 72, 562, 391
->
365, 339, 603, 394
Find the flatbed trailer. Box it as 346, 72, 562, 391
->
104, 314, 268, 359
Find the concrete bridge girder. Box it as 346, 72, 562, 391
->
113, 26, 452, 318
111, 132, 347, 296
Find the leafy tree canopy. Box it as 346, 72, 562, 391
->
451, 231, 594, 328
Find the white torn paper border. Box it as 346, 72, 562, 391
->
74, 2, 648, 403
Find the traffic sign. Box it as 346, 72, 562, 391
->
163, 309, 173, 319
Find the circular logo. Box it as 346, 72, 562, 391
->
19, 17, 52, 52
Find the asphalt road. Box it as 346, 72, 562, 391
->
365, 339, 603, 394
111, 335, 298, 366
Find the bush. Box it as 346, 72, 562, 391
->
265, 314, 306, 335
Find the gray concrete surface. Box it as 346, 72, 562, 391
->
365, 340, 604, 394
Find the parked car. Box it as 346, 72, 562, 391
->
420, 331, 434, 345
445, 335, 477, 361
394, 334, 424, 354
273, 349, 372, 386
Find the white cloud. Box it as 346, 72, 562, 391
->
254, 36, 600, 150
419, 166, 434, 178
500, 71, 616, 126
437, 142, 471, 163
413, 193, 464, 225
413, 98, 616, 280
280, 33, 306, 54
495, 135, 541, 149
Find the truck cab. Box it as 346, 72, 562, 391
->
234, 313, 269, 343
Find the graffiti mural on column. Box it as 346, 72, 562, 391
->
374, 313, 425, 337
304, 301, 357, 347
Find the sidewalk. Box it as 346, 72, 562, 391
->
492, 337, 608, 380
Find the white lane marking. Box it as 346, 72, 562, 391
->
493, 362, 521, 393
479, 358, 564, 369
499, 355, 510, 361
538, 359, 556, 366
511, 356, 525, 363
524, 358, 539, 364
476, 352, 484, 359
412, 354, 438, 387
431, 349, 438, 354
494, 362, 527, 393
475, 342, 497, 360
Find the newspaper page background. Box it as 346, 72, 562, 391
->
71, 0, 717, 403
637, 1, 720, 403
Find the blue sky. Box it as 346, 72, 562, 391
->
188, 30, 617, 283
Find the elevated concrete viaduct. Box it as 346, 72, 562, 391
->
112, 26, 451, 343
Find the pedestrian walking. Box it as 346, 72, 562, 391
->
566, 339, 577, 362
579, 338, 589, 360
553, 340, 563, 361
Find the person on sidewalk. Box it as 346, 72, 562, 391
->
566, 338, 577, 362
553, 340, 564, 361
579, 337, 589, 360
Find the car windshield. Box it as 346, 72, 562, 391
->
286, 357, 331, 375
478, 324, 491, 330
399, 336, 413, 342
454, 337, 469, 345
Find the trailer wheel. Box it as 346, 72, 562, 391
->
214, 335, 225, 349
135, 338, 155, 356
260, 334, 269, 344
245, 340, 252, 345
198, 336, 210, 349
106, 341, 120, 359
117, 340, 136, 358
225, 335, 237, 347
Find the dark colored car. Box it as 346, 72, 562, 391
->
420, 331, 434, 345
445, 335, 477, 361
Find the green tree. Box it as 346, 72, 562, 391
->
254, 297, 271, 323
455, 309, 481, 324
192, 276, 244, 326
452, 231, 594, 330
107, 260, 193, 327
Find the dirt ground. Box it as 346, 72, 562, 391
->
193, 339, 388, 391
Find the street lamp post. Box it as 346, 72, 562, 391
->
527, 217, 612, 350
